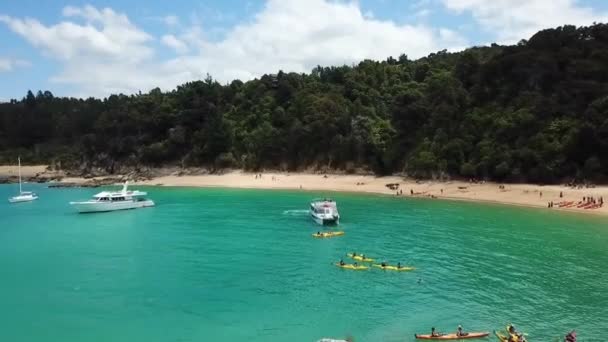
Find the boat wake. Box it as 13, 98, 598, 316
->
282, 209, 309, 216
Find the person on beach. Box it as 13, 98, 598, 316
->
456, 325, 468, 337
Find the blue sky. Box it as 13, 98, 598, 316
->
1, 0, 607, 100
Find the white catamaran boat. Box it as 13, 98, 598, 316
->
8, 157, 38, 203
70, 182, 154, 213
310, 198, 340, 225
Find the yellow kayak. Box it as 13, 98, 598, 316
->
335, 263, 368, 270
373, 264, 415, 271
347, 253, 374, 262
494, 331, 508, 342
312, 231, 344, 238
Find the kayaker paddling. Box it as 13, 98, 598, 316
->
456, 325, 468, 337
506, 324, 526, 342
565, 330, 576, 342
430, 327, 442, 337
339, 259, 345, 266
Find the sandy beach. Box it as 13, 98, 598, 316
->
2, 165, 607, 216
136, 171, 608, 216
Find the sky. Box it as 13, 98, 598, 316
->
0, 0, 607, 100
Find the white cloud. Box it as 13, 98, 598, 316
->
161, 34, 189, 54
0, 57, 30, 72
163, 15, 179, 27
0, 5, 152, 63
415, 9, 431, 18
443, 0, 608, 43
1, 1, 466, 98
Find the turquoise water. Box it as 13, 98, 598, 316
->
1, 183, 607, 341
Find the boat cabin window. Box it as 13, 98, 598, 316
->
98, 197, 109, 201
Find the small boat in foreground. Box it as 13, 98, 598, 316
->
335, 263, 368, 270
373, 264, 415, 271
310, 198, 340, 225
312, 231, 344, 238
415, 332, 490, 340
8, 157, 38, 203
70, 182, 154, 213
347, 253, 374, 262
494, 329, 527, 342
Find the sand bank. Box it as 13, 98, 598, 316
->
1, 165, 605, 216
137, 171, 608, 216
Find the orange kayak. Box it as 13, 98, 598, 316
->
415, 332, 490, 340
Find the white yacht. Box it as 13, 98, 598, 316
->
70, 182, 154, 213
310, 198, 340, 225
8, 157, 38, 203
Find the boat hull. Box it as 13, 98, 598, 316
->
8, 195, 38, 203
70, 200, 155, 213
310, 212, 339, 225
415, 332, 490, 340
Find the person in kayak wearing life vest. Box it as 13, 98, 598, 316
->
507, 325, 525, 342
430, 327, 442, 337
456, 325, 468, 337
397, 262, 402, 269
565, 330, 576, 342
380, 261, 387, 267
339, 259, 345, 266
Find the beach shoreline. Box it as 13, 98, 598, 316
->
134, 171, 608, 216
2, 165, 607, 216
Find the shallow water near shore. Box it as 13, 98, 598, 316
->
1, 183, 607, 341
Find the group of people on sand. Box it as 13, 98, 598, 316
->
551, 195, 604, 209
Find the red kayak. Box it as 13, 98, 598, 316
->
415, 332, 490, 340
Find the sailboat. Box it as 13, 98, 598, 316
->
8, 157, 38, 203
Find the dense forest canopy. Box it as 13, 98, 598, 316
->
1, 24, 608, 183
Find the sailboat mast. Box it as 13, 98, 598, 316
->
18, 157, 22, 194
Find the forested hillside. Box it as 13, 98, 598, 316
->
1, 24, 608, 183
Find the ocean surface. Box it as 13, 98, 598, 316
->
1, 183, 607, 341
